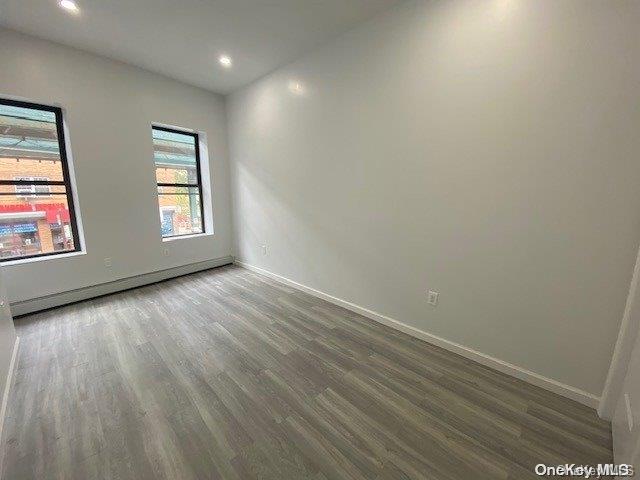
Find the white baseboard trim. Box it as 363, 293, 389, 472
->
235, 260, 600, 409
10, 256, 234, 317
0, 335, 20, 474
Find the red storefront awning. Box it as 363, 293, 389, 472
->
0, 203, 70, 224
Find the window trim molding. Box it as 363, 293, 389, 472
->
0, 97, 82, 262
152, 125, 206, 239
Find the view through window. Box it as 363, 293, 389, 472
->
0, 99, 80, 261
152, 126, 204, 238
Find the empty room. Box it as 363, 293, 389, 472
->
0, 0, 639, 478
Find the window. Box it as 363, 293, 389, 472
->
152, 126, 205, 238
0, 98, 80, 261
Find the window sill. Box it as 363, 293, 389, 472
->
162, 232, 213, 243
1, 250, 86, 267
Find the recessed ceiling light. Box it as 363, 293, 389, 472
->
59, 0, 79, 14
219, 55, 232, 68
288, 80, 305, 95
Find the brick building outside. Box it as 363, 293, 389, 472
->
0, 157, 74, 259
155, 165, 202, 237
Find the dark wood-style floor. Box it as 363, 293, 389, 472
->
1, 265, 612, 480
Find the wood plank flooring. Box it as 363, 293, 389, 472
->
1, 265, 613, 479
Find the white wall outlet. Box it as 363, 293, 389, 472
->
163, 248, 170, 256
104, 257, 112, 268
262, 244, 268, 256
427, 290, 439, 306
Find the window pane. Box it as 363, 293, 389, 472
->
152, 128, 197, 170
157, 187, 202, 237
156, 165, 198, 185
0, 104, 65, 181
0, 190, 75, 260
152, 126, 204, 238
0, 99, 80, 262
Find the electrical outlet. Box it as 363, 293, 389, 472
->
163, 248, 170, 256
427, 290, 439, 306
104, 257, 112, 268
262, 244, 268, 256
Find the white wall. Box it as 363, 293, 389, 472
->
0, 28, 233, 303
0, 266, 17, 445
227, 0, 640, 397
612, 317, 640, 464
600, 247, 640, 418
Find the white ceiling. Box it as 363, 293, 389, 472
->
0, 0, 401, 94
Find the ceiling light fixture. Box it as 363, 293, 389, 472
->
59, 0, 80, 14
288, 80, 305, 95
219, 55, 232, 68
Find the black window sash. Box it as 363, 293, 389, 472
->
0, 98, 81, 262
152, 126, 205, 238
